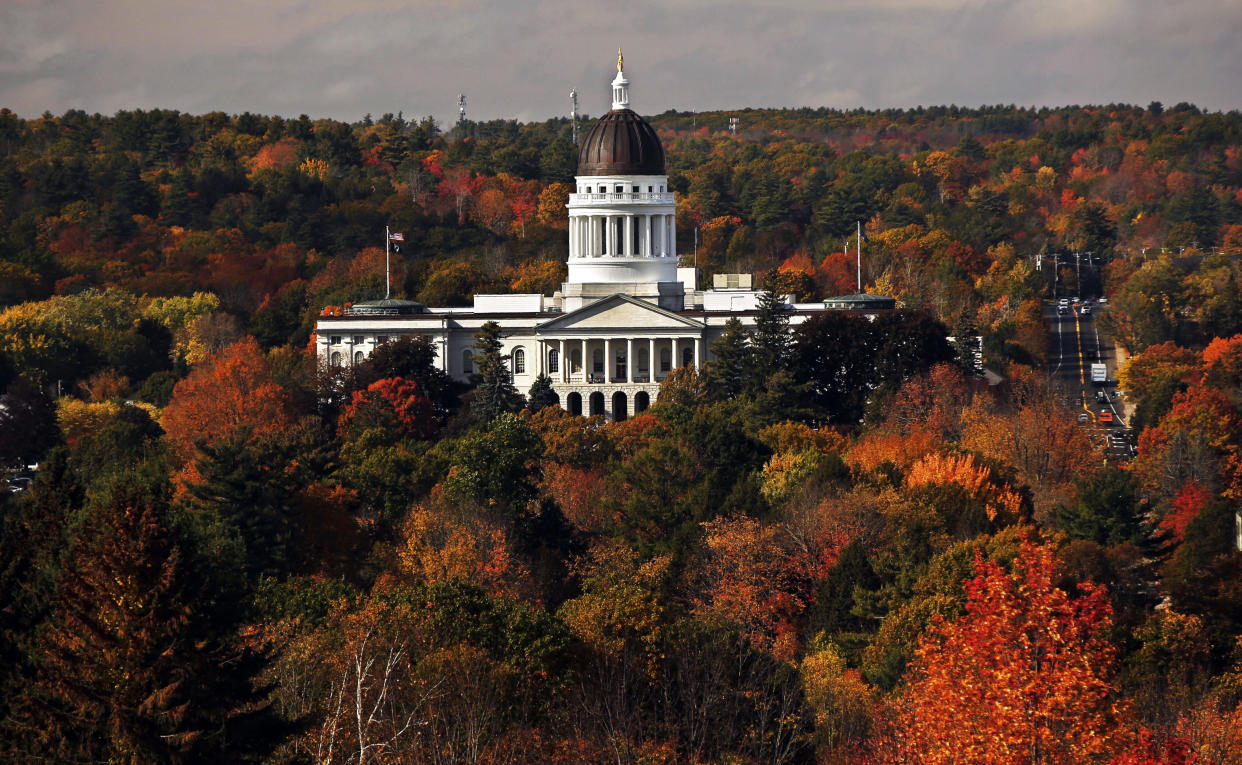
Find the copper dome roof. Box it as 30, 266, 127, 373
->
577, 108, 665, 176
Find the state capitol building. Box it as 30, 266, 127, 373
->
315, 54, 893, 420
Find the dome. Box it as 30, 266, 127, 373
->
577, 108, 666, 176
346, 298, 425, 316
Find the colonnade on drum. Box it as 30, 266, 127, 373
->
533, 336, 701, 385
569, 214, 676, 259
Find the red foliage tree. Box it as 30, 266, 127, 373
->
337, 377, 436, 441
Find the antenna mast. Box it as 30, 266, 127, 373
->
570, 89, 579, 144
457, 93, 466, 124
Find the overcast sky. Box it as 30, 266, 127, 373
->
2, 0, 1240, 126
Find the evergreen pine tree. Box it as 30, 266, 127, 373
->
706, 318, 754, 400
527, 373, 558, 411
752, 288, 791, 382
11, 475, 288, 762
470, 321, 524, 422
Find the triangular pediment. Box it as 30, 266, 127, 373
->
538, 294, 702, 333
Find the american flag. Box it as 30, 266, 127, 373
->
388, 232, 405, 242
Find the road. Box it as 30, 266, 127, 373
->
1044, 301, 1135, 463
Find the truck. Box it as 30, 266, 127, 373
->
1091, 363, 1107, 384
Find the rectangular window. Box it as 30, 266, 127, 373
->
330, 336, 342, 345
377, 336, 388, 344
632, 185, 639, 192
352, 335, 364, 344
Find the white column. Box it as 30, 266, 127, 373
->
671, 337, 679, 368
648, 338, 655, 381
581, 339, 587, 382
604, 338, 612, 382
607, 216, 615, 256
626, 339, 634, 383
623, 215, 632, 256
693, 336, 700, 368
667, 216, 676, 260
559, 339, 566, 383
643, 215, 651, 256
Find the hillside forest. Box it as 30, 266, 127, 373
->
1, 102, 1241, 762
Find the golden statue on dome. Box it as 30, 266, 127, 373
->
617, 48, 624, 72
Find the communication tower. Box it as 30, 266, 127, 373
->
570, 89, 579, 144
457, 93, 466, 124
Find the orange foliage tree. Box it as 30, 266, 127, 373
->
895, 538, 1127, 764
161, 336, 295, 465
695, 515, 820, 660
396, 489, 529, 601
904, 452, 1025, 523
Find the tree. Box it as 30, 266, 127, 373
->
706, 317, 754, 400
12, 475, 286, 762
897, 538, 1126, 764
527, 373, 558, 411
443, 413, 543, 516
337, 377, 437, 441
1053, 467, 1156, 549
179, 427, 307, 582
348, 334, 457, 418
752, 288, 792, 381
161, 336, 295, 465
469, 321, 523, 422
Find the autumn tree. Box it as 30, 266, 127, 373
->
337, 377, 436, 441
346, 333, 457, 418
161, 336, 295, 466
897, 537, 1127, 764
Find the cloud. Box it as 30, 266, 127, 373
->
0, 0, 1238, 122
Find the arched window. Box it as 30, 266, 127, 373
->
330, 351, 342, 367
462, 350, 474, 375
353, 351, 364, 364
512, 348, 526, 374
592, 348, 604, 374
682, 347, 694, 368
548, 349, 559, 373
659, 348, 671, 372
615, 353, 626, 381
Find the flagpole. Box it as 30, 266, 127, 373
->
385, 225, 391, 299
856, 220, 862, 293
